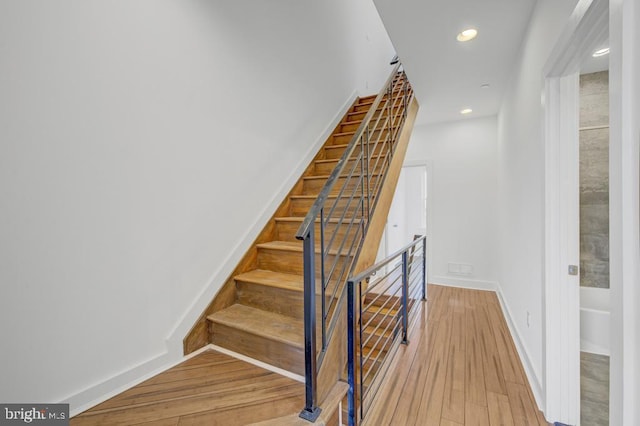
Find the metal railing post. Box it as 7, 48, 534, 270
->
422, 237, 427, 301
364, 130, 371, 221
347, 280, 357, 426
320, 208, 327, 350
401, 250, 409, 344
403, 76, 408, 119
299, 228, 321, 422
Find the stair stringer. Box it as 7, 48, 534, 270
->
316, 97, 420, 404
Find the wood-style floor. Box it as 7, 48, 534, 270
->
71, 284, 547, 425
70, 350, 304, 425
363, 284, 549, 425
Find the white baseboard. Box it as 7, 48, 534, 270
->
494, 284, 544, 411
431, 276, 498, 291
64, 91, 359, 417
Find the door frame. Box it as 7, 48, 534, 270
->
542, 0, 609, 423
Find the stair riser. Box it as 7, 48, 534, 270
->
352, 101, 404, 113
275, 220, 363, 244
324, 141, 391, 160
303, 176, 362, 195
290, 197, 363, 216
361, 311, 399, 331
210, 322, 304, 375
236, 282, 328, 322
339, 121, 362, 133
331, 128, 393, 146
315, 158, 358, 175
257, 247, 351, 276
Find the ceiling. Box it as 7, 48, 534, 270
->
374, 0, 537, 125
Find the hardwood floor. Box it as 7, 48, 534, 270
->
71, 284, 546, 425
70, 350, 304, 426
363, 284, 549, 426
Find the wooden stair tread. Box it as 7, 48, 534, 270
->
289, 194, 339, 200
315, 154, 384, 165
234, 269, 303, 292
208, 304, 303, 348
256, 240, 303, 252
325, 141, 390, 150
275, 216, 362, 224
302, 173, 380, 181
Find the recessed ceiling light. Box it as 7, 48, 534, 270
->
460, 108, 473, 114
592, 47, 609, 57
457, 28, 478, 42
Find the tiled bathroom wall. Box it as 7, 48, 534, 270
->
579, 71, 609, 289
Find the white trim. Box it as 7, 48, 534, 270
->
542, 0, 609, 423
210, 345, 305, 383
495, 284, 545, 410
62, 91, 359, 416
430, 276, 498, 292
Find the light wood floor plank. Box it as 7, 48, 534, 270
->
414, 314, 453, 425
487, 392, 515, 426
364, 285, 548, 425
465, 402, 490, 426
441, 310, 466, 424
465, 295, 487, 407
505, 381, 546, 426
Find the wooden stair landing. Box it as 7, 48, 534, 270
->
70, 349, 304, 426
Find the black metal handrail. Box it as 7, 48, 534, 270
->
296, 63, 413, 421
347, 236, 426, 425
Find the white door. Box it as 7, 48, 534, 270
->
385, 165, 427, 255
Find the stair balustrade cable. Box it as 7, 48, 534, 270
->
347, 235, 427, 426
295, 62, 413, 421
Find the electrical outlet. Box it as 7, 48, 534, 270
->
526, 311, 531, 328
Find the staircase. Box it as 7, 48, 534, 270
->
205, 92, 386, 376
184, 65, 418, 423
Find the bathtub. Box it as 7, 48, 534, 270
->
580, 286, 610, 355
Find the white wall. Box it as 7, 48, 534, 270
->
0, 0, 395, 413
609, 0, 640, 423
497, 0, 579, 408
404, 116, 499, 290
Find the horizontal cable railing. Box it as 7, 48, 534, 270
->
347, 235, 426, 426
296, 62, 413, 421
